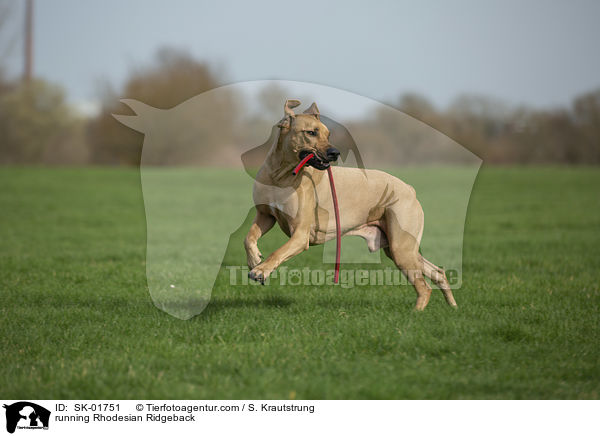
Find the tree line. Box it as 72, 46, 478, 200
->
1, 48, 598, 166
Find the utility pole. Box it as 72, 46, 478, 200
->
24, 0, 33, 83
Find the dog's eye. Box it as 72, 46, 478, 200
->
305, 130, 317, 137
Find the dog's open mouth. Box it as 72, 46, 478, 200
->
298, 150, 330, 170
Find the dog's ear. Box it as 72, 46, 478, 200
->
277, 117, 291, 129
278, 99, 301, 129
284, 99, 301, 117
303, 102, 320, 120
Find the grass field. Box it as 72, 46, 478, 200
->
1, 166, 599, 399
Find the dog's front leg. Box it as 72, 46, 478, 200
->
248, 225, 310, 283
249, 179, 314, 283
244, 209, 276, 269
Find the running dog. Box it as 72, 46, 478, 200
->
245, 100, 457, 310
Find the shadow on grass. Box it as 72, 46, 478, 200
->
312, 296, 405, 310
203, 295, 295, 313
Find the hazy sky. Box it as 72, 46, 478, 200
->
3, 0, 600, 116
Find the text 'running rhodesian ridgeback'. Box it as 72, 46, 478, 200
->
245, 99, 457, 310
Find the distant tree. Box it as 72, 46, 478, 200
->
0, 79, 84, 164
257, 83, 290, 122
443, 94, 513, 160
572, 89, 600, 164
397, 93, 436, 121
88, 47, 227, 165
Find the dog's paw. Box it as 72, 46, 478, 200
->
247, 249, 263, 270
248, 264, 273, 284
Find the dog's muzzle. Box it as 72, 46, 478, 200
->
326, 147, 340, 162
299, 147, 340, 170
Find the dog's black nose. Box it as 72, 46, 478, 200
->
326, 147, 340, 162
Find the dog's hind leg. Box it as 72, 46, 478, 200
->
383, 206, 432, 311
244, 209, 276, 269
421, 255, 458, 307
384, 245, 432, 311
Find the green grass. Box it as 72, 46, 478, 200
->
0, 166, 599, 399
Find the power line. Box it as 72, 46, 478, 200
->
24, 0, 33, 83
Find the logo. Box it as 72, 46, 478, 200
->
114, 80, 481, 319
3, 402, 50, 434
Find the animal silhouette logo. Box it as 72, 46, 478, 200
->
3, 402, 50, 434
113, 80, 481, 319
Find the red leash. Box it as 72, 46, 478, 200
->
327, 166, 341, 284
292, 153, 315, 175
292, 153, 341, 283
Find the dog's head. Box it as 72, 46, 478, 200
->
277, 100, 340, 170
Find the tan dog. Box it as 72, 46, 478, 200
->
245, 100, 457, 310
